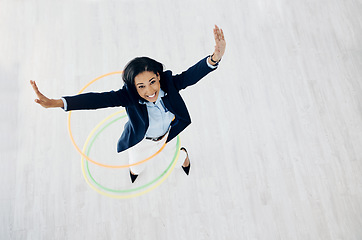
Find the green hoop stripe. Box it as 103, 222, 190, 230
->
83, 111, 180, 195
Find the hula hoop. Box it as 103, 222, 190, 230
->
81, 111, 180, 196
67, 71, 167, 168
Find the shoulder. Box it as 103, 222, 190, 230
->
160, 70, 173, 92
162, 70, 173, 79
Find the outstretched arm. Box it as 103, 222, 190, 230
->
171, 25, 227, 90
30, 80, 64, 108
31, 80, 131, 111
208, 25, 226, 66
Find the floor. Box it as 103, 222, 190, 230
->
1, 0, 362, 239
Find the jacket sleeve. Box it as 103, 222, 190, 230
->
171, 56, 218, 91
62, 85, 131, 111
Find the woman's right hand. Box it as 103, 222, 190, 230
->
30, 80, 64, 108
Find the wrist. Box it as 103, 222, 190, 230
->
208, 56, 217, 66
210, 53, 221, 64
53, 99, 64, 108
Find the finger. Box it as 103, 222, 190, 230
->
35, 98, 46, 107
30, 80, 39, 92
214, 30, 219, 42
216, 27, 222, 41
214, 29, 220, 42
31, 81, 45, 98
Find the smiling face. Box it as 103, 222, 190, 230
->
134, 71, 161, 102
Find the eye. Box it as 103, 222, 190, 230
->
150, 80, 156, 85
138, 85, 145, 89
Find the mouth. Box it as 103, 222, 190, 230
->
146, 92, 157, 100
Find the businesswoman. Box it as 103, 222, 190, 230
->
30, 25, 226, 183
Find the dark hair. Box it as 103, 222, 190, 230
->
122, 57, 164, 88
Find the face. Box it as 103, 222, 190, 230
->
134, 71, 161, 102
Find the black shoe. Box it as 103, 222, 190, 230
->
130, 170, 138, 183
180, 147, 191, 175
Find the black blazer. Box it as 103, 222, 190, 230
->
63, 56, 217, 152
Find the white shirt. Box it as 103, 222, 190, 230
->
140, 89, 175, 138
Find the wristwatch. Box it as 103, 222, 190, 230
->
210, 54, 221, 64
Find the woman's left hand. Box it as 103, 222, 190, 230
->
212, 25, 226, 62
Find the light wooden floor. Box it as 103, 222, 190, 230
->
1, 0, 362, 239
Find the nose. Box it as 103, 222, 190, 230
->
145, 86, 153, 95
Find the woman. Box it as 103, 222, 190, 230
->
30, 25, 226, 183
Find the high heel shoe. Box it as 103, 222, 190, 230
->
129, 170, 138, 183
180, 147, 191, 175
